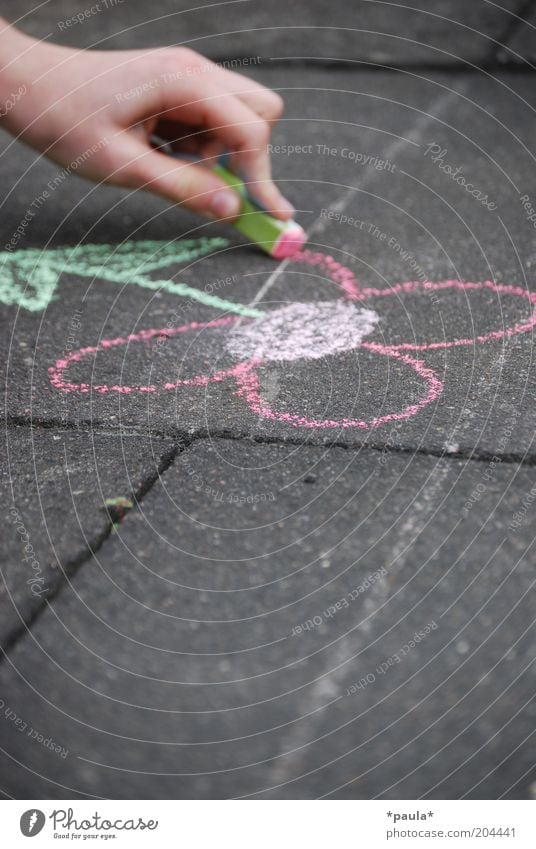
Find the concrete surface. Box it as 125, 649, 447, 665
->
2, 0, 526, 66
1, 440, 535, 798
1, 0, 536, 801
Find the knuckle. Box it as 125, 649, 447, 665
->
158, 48, 201, 81
95, 142, 125, 178
265, 91, 284, 119
146, 47, 176, 77
175, 47, 203, 68
124, 158, 151, 187
247, 118, 270, 146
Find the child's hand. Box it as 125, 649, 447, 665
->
0, 21, 294, 221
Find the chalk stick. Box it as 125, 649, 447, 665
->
211, 163, 306, 258
153, 139, 306, 258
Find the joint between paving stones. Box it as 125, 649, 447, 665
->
0, 442, 182, 663
238, 58, 536, 74
5, 419, 536, 466
2, 428, 534, 663
490, 0, 536, 66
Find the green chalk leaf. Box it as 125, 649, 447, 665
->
0, 238, 229, 312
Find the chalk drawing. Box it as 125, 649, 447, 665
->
47, 245, 536, 430
226, 302, 380, 362
0, 238, 261, 318
49, 317, 239, 394
233, 349, 443, 429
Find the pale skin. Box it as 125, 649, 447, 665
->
0, 18, 294, 222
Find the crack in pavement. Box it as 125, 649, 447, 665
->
0, 441, 184, 662
5, 419, 536, 467
4, 418, 536, 466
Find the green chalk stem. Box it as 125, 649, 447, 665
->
0, 238, 263, 317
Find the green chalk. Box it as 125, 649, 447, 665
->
212, 164, 306, 259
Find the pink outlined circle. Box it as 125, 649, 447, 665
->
48, 316, 240, 394
293, 250, 536, 350
47, 248, 536, 430
233, 344, 443, 429
48, 324, 443, 430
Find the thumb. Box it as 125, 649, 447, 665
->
109, 137, 242, 220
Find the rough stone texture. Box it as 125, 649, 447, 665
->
0, 439, 535, 799
1, 0, 536, 804
1, 0, 524, 65
0, 426, 175, 647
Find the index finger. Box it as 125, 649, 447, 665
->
157, 77, 294, 219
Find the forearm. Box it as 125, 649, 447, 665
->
0, 18, 80, 156
0, 20, 293, 220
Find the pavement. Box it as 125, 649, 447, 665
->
1, 0, 536, 800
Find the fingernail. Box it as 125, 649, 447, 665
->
210, 191, 241, 219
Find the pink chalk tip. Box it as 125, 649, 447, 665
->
270, 223, 307, 259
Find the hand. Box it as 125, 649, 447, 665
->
0, 21, 294, 222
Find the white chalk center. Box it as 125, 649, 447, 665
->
225, 301, 380, 362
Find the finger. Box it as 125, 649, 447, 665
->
107, 134, 242, 220
159, 81, 293, 219
163, 49, 284, 123
206, 64, 284, 124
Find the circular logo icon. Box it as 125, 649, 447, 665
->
20, 810, 45, 837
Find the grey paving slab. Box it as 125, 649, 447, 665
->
500, 4, 536, 64
2, 0, 523, 65
0, 438, 535, 799
0, 425, 175, 647
2, 68, 536, 459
